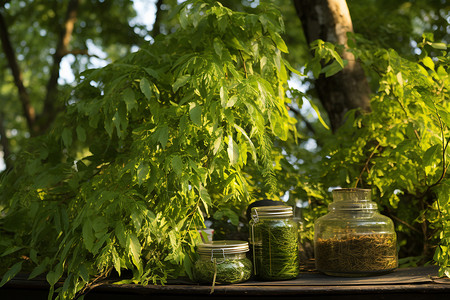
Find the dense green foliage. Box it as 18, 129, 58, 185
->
0, 0, 143, 160
0, 0, 450, 298
0, 1, 297, 298
300, 33, 450, 275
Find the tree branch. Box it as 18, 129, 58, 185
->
40, 0, 79, 133
287, 104, 316, 135
0, 113, 12, 170
0, 11, 36, 132
152, 0, 164, 37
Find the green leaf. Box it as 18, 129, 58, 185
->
157, 125, 169, 148
199, 185, 212, 214
226, 95, 238, 108
322, 60, 344, 77
423, 144, 440, 166
128, 233, 141, 267
115, 222, 127, 248
422, 57, 435, 71
62, 128, 72, 148
173, 75, 191, 92
82, 220, 95, 252
46, 262, 63, 286
227, 135, 239, 165
306, 98, 330, 130
76, 125, 86, 142
213, 38, 223, 58
112, 247, 121, 276
140, 78, 153, 100
329, 49, 344, 68
189, 103, 202, 126
123, 88, 137, 111
430, 42, 447, 50
234, 124, 257, 162
269, 29, 288, 53
137, 162, 150, 185
171, 155, 183, 177
1, 246, 24, 257
213, 136, 222, 155
28, 258, 50, 280
0, 261, 23, 287
220, 86, 228, 108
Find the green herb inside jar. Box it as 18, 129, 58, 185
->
250, 206, 299, 280
193, 256, 252, 284
193, 240, 252, 286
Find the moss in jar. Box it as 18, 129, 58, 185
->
315, 233, 397, 276
193, 258, 252, 284
253, 220, 299, 280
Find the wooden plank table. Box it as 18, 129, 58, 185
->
2, 266, 450, 299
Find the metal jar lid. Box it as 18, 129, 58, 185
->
251, 205, 293, 220
197, 240, 249, 256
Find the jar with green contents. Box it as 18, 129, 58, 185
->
314, 188, 398, 277
249, 205, 299, 280
193, 240, 252, 284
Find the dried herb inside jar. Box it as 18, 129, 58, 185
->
315, 233, 397, 275
253, 219, 299, 280
193, 258, 252, 284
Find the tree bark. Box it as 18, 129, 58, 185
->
40, 0, 79, 134
293, 0, 371, 132
152, 0, 164, 37
0, 11, 36, 132
0, 113, 12, 170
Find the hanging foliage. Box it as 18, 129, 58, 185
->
0, 1, 297, 298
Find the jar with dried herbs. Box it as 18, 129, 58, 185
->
193, 241, 252, 285
249, 205, 299, 280
314, 188, 398, 277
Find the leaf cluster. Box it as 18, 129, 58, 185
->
0, 1, 297, 298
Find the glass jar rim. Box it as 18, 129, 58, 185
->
329, 199, 378, 211
332, 188, 372, 202
197, 240, 249, 255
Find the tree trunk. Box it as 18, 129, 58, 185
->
40, 0, 79, 134
0, 113, 12, 170
152, 0, 164, 37
0, 11, 36, 132
293, 0, 371, 132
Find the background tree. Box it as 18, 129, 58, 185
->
0, 0, 147, 169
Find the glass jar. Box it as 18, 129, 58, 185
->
249, 205, 299, 280
193, 240, 252, 284
314, 188, 398, 277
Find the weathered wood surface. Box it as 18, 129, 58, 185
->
2, 266, 450, 299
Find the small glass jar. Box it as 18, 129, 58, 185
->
314, 188, 398, 277
193, 240, 252, 284
249, 205, 299, 280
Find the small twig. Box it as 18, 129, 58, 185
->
389, 214, 422, 234
354, 143, 380, 188
287, 104, 316, 135
75, 267, 113, 299
238, 50, 248, 79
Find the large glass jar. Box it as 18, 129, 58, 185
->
249, 205, 299, 280
314, 188, 398, 277
193, 240, 252, 284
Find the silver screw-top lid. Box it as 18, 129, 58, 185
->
197, 240, 249, 256
251, 205, 293, 220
